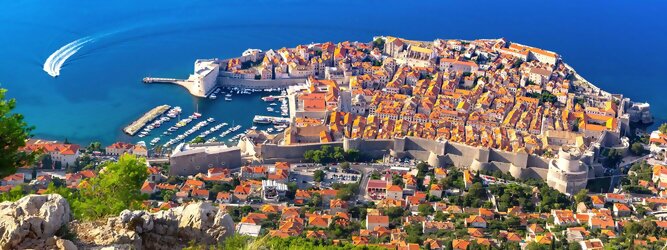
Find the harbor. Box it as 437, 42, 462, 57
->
120, 86, 291, 152
123, 105, 171, 136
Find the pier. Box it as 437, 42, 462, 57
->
123, 105, 171, 136
253, 115, 291, 125
142, 77, 186, 84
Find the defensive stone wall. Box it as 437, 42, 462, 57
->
169, 146, 242, 176
260, 142, 344, 160
258, 136, 561, 183
219, 77, 306, 89
343, 138, 394, 159
527, 154, 550, 169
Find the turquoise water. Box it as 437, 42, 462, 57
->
0, 0, 666, 145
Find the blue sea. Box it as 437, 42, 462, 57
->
0, 0, 666, 146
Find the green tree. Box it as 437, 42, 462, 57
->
373, 38, 385, 50
574, 189, 590, 205
87, 141, 102, 153
340, 162, 351, 172
190, 137, 205, 144
602, 149, 623, 168
630, 142, 645, 156
313, 170, 325, 182
0, 184, 30, 202
344, 149, 361, 162
163, 190, 175, 202
659, 123, 667, 134
418, 203, 434, 215
73, 154, 149, 220
416, 162, 430, 177
41, 154, 53, 169
0, 88, 36, 178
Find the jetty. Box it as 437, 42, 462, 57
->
123, 105, 171, 136
253, 115, 290, 125
143, 77, 185, 84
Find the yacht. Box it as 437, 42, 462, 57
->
225, 97, 232, 101
253, 116, 271, 124
210, 94, 217, 99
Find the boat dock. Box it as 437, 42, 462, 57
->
123, 105, 171, 136
253, 115, 290, 125
142, 77, 186, 84
263, 95, 288, 100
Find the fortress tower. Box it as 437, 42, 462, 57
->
546, 147, 589, 195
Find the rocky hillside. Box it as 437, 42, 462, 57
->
0, 195, 235, 250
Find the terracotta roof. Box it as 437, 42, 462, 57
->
367, 215, 389, 224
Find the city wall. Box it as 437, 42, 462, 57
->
219, 77, 306, 89
259, 136, 553, 181
260, 141, 344, 162
169, 146, 242, 176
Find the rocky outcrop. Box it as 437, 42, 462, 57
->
73, 202, 235, 249
0, 194, 75, 250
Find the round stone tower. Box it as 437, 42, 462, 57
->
427, 151, 441, 168
547, 146, 589, 195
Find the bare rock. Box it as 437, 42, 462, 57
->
0, 194, 72, 250
72, 201, 234, 249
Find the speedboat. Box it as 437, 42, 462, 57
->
210, 94, 217, 99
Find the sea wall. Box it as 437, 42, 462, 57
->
219, 77, 306, 89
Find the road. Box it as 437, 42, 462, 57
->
350, 163, 390, 202
608, 154, 651, 193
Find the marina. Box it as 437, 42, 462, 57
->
120, 86, 290, 151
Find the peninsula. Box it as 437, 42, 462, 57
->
160, 36, 652, 195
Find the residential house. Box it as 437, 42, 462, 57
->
465, 215, 487, 228
105, 142, 134, 156
386, 185, 403, 200
579, 239, 604, 250
1, 173, 24, 186
216, 191, 232, 203
140, 181, 157, 195
22, 140, 80, 167
366, 215, 389, 230
613, 203, 632, 217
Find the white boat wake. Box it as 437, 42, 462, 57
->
43, 36, 95, 77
